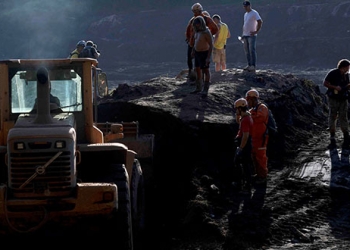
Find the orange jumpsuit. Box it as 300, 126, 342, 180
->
250, 103, 269, 179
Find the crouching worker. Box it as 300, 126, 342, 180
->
232, 98, 254, 193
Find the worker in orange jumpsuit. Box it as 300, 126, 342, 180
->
246, 89, 269, 184
233, 98, 254, 192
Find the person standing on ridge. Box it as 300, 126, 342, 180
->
324, 59, 350, 149
185, 3, 218, 82
191, 16, 213, 96
245, 89, 269, 184
212, 14, 231, 72
233, 98, 254, 192
241, 1, 263, 73
69, 40, 85, 58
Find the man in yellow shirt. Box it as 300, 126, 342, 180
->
212, 14, 231, 72
69, 40, 85, 58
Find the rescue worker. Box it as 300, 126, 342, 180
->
80, 40, 100, 59
69, 40, 85, 58
233, 98, 254, 192
245, 89, 268, 184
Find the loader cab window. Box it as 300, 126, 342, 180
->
10, 69, 83, 114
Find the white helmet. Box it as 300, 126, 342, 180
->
246, 89, 259, 98
76, 40, 86, 48
191, 3, 203, 12
234, 98, 248, 108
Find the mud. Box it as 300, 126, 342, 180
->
101, 68, 350, 250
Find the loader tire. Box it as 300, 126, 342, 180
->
130, 159, 145, 249
98, 164, 133, 250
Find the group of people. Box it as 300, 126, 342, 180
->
233, 89, 269, 192
185, 1, 263, 95
69, 40, 100, 60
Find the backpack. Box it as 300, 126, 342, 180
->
78, 46, 94, 58
68, 51, 79, 58
258, 103, 278, 136
266, 108, 278, 136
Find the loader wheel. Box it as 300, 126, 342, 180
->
130, 159, 145, 248
99, 164, 133, 250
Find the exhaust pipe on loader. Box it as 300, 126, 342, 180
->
34, 67, 53, 124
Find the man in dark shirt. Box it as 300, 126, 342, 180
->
79, 40, 100, 59
323, 59, 350, 149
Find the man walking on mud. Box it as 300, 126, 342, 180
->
324, 59, 350, 150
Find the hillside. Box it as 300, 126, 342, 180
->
0, 1, 349, 75
0, 1, 349, 248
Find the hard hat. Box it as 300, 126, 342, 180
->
191, 3, 203, 12
76, 40, 86, 47
246, 89, 259, 98
234, 98, 248, 108
86, 40, 94, 46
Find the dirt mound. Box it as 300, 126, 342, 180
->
97, 68, 350, 249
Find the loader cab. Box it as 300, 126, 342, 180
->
0, 59, 107, 146
13, 68, 83, 114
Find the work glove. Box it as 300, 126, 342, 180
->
236, 147, 242, 156
234, 138, 240, 147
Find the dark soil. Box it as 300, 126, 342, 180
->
1, 1, 350, 248
95, 68, 350, 250
1, 68, 349, 250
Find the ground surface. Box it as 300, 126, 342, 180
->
95, 68, 350, 250
0, 68, 349, 250
1, 1, 350, 248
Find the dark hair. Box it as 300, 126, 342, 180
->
337, 59, 350, 69
212, 14, 221, 20
192, 16, 206, 32
239, 106, 248, 112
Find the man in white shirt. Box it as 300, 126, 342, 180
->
241, 1, 263, 73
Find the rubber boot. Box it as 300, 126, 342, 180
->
190, 79, 202, 94
328, 136, 336, 150
201, 81, 210, 96
187, 70, 197, 84
342, 132, 350, 149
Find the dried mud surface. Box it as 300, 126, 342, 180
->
2, 69, 350, 250
98, 68, 350, 250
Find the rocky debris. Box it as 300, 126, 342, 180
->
100, 68, 328, 154
97, 69, 350, 249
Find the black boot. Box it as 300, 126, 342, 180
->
201, 81, 210, 96
328, 137, 337, 150
342, 133, 350, 149
190, 79, 202, 94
